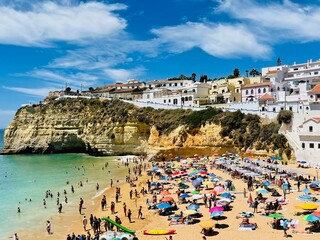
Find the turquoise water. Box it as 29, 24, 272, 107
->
0, 129, 127, 238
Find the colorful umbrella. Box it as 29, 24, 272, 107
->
255, 188, 269, 194
196, 177, 204, 182
162, 196, 174, 202
312, 211, 320, 217
268, 213, 283, 219
220, 192, 232, 198
302, 188, 311, 194
187, 204, 200, 210
161, 190, 170, 195
202, 181, 212, 186
302, 214, 320, 222
157, 203, 172, 209
192, 180, 201, 188
192, 194, 203, 200
214, 186, 225, 195
180, 193, 190, 199
297, 202, 318, 210
200, 220, 215, 229
209, 206, 224, 213
191, 190, 200, 195
210, 211, 224, 218
183, 210, 197, 215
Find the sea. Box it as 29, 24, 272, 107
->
0, 129, 128, 238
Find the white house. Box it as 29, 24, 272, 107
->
298, 118, 320, 151
241, 82, 274, 102
284, 59, 320, 85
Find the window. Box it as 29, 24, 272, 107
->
189, 96, 192, 101
180, 83, 183, 86
309, 126, 313, 132
263, 88, 266, 93
173, 99, 178, 104
246, 90, 249, 95
164, 100, 166, 103
175, 83, 177, 86
147, 94, 150, 99
168, 99, 171, 103
236, 89, 239, 93
310, 143, 314, 149
318, 143, 320, 149
315, 72, 318, 75
258, 89, 261, 94
222, 90, 225, 94
273, 108, 276, 112
169, 83, 172, 87
281, 107, 284, 110
289, 106, 292, 111
302, 143, 305, 149
234, 97, 236, 101
251, 89, 254, 94
306, 107, 309, 110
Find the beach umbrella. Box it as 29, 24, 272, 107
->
312, 180, 320, 185
152, 167, 159, 171
160, 177, 169, 181
213, 178, 222, 182
298, 195, 313, 201
179, 184, 189, 189
187, 204, 200, 210
172, 171, 180, 176
268, 213, 283, 219
219, 198, 232, 203
192, 180, 201, 188
199, 220, 215, 229
220, 192, 232, 198
192, 194, 203, 200
161, 190, 171, 195
302, 214, 320, 222
150, 182, 158, 186
191, 190, 200, 195
214, 186, 225, 195
255, 188, 269, 194
208, 173, 216, 177
225, 180, 232, 183
180, 193, 190, 199
210, 211, 224, 218
297, 202, 318, 210
262, 181, 271, 186
202, 181, 212, 186
196, 177, 204, 182
162, 196, 174, 202
209, 206, 224, 213
183, 210, 197, 215
312, 211, 320, 217
302, 188, 311, 194
157, 203, 172, 209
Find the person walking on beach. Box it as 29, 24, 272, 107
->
81, 215, 87, 231
43, 199, 46, 208
46, 220, 51, 234
58, 203, 62, 213
13, 233, 19, 240
111, 201, 115, 214
127, 209, 132, 223
123, 202, 127, 216
17, 207, 20, 213
79, 197, 84, 214
138, 206, 143, 219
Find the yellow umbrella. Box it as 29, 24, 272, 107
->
202, 181, 212, 185
199, 220, 215, 229
296, 202, 318, 210
183, 210, 197, 215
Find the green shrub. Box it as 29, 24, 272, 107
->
277, 110, 293, 124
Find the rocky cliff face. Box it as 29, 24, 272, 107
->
2, 98, 288, 158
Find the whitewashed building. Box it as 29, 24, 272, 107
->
241, 82, 274, 102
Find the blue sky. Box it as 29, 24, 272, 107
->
1, 0, 320, 128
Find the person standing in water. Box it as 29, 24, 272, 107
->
46, 220, 51, 234
13, 233, 19, 240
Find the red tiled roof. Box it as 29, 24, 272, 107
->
242, 82, 271, 89
309, 84, 320, 93
259, 93, 274, 100
313, 118, 320, 122
267, 70, 278, 74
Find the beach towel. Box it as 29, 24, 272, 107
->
238, 223, 257, 230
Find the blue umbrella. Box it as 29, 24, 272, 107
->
262, 181, 271, 186
187, 204, 200, 210
302, 188, 311, 194
192, 180, 201, 188
298, 195, 313, 201
150, 182, 158, 186
303, 214, 320, 222
157, 203, 172, 209
312, 180, 320, 185
179, 184, 189, 189
180, 193, 190, 199
225, 180, 232, 183
208, 173, 216, 177
152, 167, 159, 171
196, 177, 204, 182
256, 189, 269, 194
210, 211, 224, 218
220, 192, 232, 198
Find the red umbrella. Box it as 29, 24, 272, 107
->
209, 206, 224, 213
162, 196, 174, 202
312, 211, 320, 217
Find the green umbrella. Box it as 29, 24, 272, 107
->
191, 190, 200, 194
268, 213, 283, 219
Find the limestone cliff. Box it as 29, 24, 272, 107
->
2, 98, 291, 158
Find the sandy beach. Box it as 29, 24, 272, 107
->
12, 155, 320, 240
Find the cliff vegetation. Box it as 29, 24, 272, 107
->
2, 98, 291, 158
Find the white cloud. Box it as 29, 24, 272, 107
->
0, 1, 127, 46
2, 86, 55, 97
104, 67, 145, 82
152, 22, 270, 58
216, 0, 320, 42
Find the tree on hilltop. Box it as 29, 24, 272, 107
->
233, 68, 240, 78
